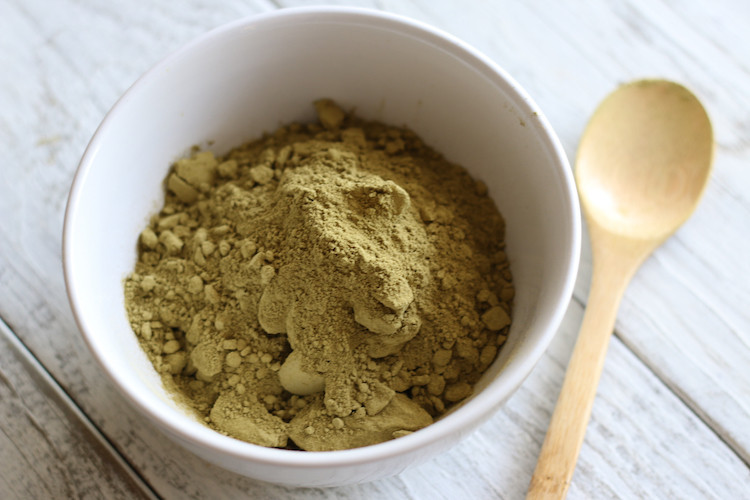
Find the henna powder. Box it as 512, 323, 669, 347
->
124, 100, 514, 451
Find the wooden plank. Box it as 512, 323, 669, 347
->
515, 0, 750, 464
0, 321, 156, 500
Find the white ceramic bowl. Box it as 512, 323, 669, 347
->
63, 6, 580, 487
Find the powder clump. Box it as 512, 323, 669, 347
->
124, 100, 514, 451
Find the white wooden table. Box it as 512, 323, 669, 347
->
2, 1, 749, 498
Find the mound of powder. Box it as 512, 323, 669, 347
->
124, 100, 514, 451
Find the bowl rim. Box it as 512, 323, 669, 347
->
63, 5, 580, 469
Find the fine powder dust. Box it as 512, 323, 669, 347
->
124, 100, 514, 451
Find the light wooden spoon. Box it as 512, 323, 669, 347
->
527, 79, 713, 499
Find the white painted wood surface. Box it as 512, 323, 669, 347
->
1, 0, 748, 498
0, 321, 155, 499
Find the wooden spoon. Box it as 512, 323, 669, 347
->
527, 79, 713, 499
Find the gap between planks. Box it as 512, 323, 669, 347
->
0, 317, 160, 500
568, 291, 750, 469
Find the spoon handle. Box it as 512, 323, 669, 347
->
527, 255, 635, 499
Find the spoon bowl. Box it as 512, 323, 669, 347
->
528, 79, 713, 499
576, 80, 713, 241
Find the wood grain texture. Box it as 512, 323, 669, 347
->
1, 0, 749, 498
0, 321, 155, 500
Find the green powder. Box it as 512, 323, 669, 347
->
124, 100, 514, 451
